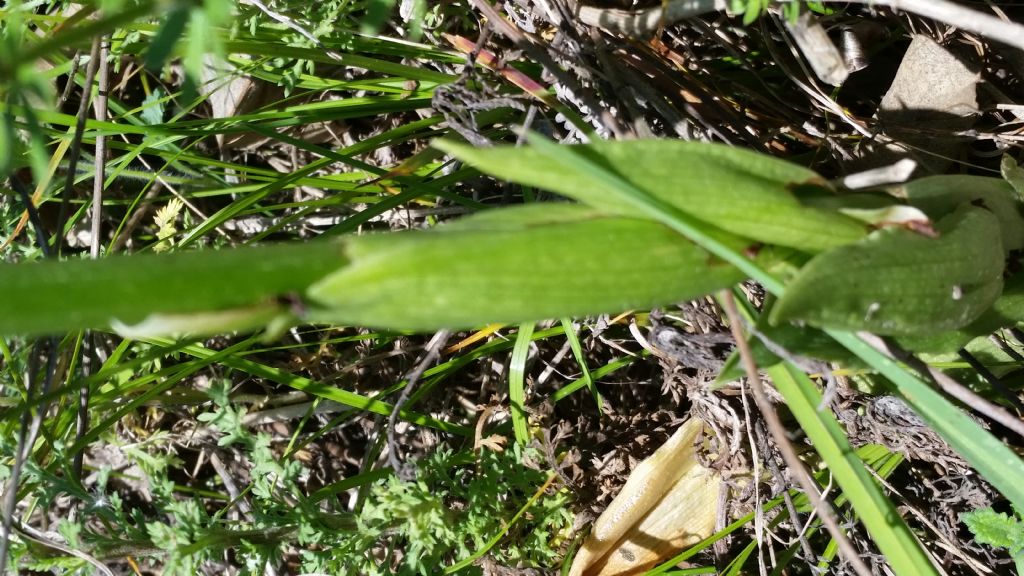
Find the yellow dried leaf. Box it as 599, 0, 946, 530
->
570, 418, 721, 576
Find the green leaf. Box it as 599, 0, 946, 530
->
0, 241, 346, 336
961, 508, 1024, 553
509, 323, 534, 446
767, 362, 939, 576
1002, 155, 1024, 202
771, 205, 1004, 335
435, 139, 866, 253
362, 0, 398, 33
306, 205, 746, 331
561, 318, 601, 412
144, 5, 190, 72
140, 88, 167, 126
893, 174, 1024, 253
899, 272, 1024, 353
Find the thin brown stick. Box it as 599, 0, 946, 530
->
467, 0, 619, 137
73, 36, 111, 480
719, 290, 874, 576
387, 330, 451, 479
89, 36, 109, 260
56, 37, 102, 256
857, 332, 1024, 439
756, 420, 817, 565
58, 50, 82, 107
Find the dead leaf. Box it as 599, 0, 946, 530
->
569, 418, 722, 576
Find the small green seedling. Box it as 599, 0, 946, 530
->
962, 508, 1024, 575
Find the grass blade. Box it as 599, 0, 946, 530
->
561, 318, 601, 412
766, 362, 938, 576
510, 322, 534, 445
826, 330, 1024, 511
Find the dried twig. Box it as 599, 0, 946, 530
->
858, 333, 1024, 439
387, 330, 451, 479
56, 37, 102, 256
719, 290, 874, 576
89, 36, 109, 261
74, 35, 110, 480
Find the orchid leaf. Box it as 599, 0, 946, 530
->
306, 204, 746, 331
0, 241, 346, 336
771, 205, 1004, 335
891, 175, 1024, 253
435, 138, 867, 253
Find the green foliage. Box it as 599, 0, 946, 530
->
0, 240, 345, 335
1003, 154, 1024, 200
2, 381, 570, 574
729, 0, 831, 22
347, 446, 571, 575
771, 205, 1005, 335
364, 0, 400, 34
731, 0, 770, 25
767, 363, 938, 575
306, 204, 746, 330
144, 5, 191, 73
435, 139, 866, 253
236, 0, 356, 93
962, 508, 1024, 574
0, 1, 55, 181
3, 0, 1024, 565
894, 175, 1024, 253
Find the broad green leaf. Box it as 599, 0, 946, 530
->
891, 174, 1024, 253
522, 135, 786, 294
0, 241, 346, 336
899, 272, 1024, 353
307, 204, 746, 331
771, 206, 1004, 335
435, 139, 866, 253
800, 191, 896, 212
362, 0, 398, 33
767, 363, 939, 576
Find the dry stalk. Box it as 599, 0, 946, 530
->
718, 290, 874, 576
